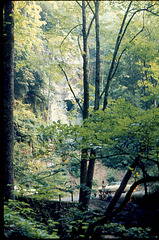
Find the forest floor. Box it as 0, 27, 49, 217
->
88, 193, 159, 239
8, 189, 159, 239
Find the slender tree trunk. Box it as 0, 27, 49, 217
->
79, 1, 89, 208
94, 1, 100, 111
79, 1, 101, 210
82, 1, 89, 120
3, 1, 15, 201
84, 1, 101, 208
102, 1, 132, 110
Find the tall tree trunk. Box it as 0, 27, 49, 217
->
84, 1, 101, 208
79, 1, 89, 208
79, 1, 101, 210
3, 1, 15, 201
94, 1, 100, 111
82, 1, 89, 120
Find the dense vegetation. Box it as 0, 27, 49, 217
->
3, 1, 159, 239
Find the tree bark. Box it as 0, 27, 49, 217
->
82, 1, 89, 120
79, 148, 88, 207
84, 1, 101, 208
79, 1, 90, 209
3, 1, 15, 201
85, 148, 96, 208
94, 1, 100, 111
79, 1, 101, 210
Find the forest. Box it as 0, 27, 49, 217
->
2, 1, 159, 239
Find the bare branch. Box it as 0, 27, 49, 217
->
118, 5, 159, 50
145, 9, 159, 16
111, 26, 144, 80
87, 1, 95, 15
115, 1, 133, 53
101, 1, 159, 109
86, 14, 95, 39
60, 24, 82, 51
58, 64, 83, 113
100, 1, 133, 104
76, 1, 82, 8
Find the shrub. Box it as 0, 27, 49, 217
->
4, 200, 59, 239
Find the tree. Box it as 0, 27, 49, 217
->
80, 1, 101, 209
101, 1, 159, 110
79, 0, 90, 209
85, 1, 159, 210
84, 101, 159, 238
57, 1, 159, 210
94, 1, 100, 111
3, 1, 14, 201
14, 2, 47, 114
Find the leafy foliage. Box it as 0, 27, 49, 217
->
94, 223, 151, 239
4, 200, 59, 239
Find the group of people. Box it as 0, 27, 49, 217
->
99, 180, 112, 201
99, 189, 112, 200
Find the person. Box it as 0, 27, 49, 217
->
103, 191, 107, 200
107, 192, 112, 201
102, 180, 105, 190
102, 180, 107, 200
99, 189, 103, 200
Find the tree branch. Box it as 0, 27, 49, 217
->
76, 1, 82, 8
86, 14, 95, 39
85, 1, 95, 39
115, 1, 133, 53
111, 26, 144, 80
144, 9, 159, 16
60, 24, 82, 51
140, 155, 159, 167
87, 1, 95, 15
58, 64, 83, 113
101, 1, 159, 110
117, 4, 159, 50
100, 1, 133, 104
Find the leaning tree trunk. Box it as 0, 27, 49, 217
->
3, 1, 15, 201
105, 157, 139, 215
